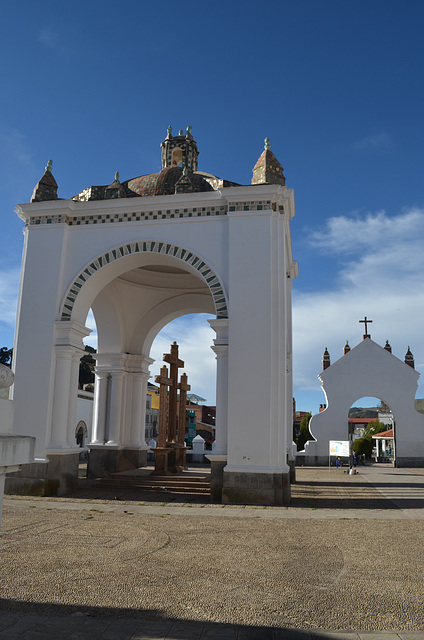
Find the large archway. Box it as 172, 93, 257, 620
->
60, 245, 225, 478
10, 132, 296, 504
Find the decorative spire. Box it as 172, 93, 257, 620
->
30, 160, 58, 202
384, 339, 392, 353
322, 347, 331, 371
105, 170, 125, 199
343, 340, 350, 355
251, 139, 285, 186
405, 346, 415, 369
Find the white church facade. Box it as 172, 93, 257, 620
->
8, 129, 298, 505
303, 336, 424, 466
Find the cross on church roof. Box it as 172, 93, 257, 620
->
359, 316, 373, 339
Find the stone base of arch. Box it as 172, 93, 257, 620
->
395, 457, 424, 468
222, 469, 291, 506
87, 445, 149, 478
5, 451, 80, 496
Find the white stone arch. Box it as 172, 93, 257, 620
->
60, 240, 228, 325
304, 339, 424, 466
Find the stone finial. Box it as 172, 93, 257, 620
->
0, 363, 14, 390
178, 129, 183, 136
384, 339, 392, 353
322, 347, 331, 371
186, 126, 192, 134
105, 171, 125, 199
343, 340, 350, 355
31, 161, 58, 202
167, 125, 172, 137
405, 346, 415, 369
252, 140, 286, 186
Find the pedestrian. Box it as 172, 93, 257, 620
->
336, 457, 341, 468
353, 451, 357, 467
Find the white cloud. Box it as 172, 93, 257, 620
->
0, 268, 20, 330
293, 207, 424, 400
149, 314, 216, 404
353, 132, 393, 151
83, 312, 217, 404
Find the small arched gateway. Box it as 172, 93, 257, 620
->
304, 337, 424, 466
9, 129, 298, 505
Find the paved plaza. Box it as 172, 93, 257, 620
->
1, 465, 424, 639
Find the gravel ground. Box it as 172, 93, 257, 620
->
1, 467, 423, 632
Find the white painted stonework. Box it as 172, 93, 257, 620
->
303, 339, 424, 466
0, 364, 35, 531
10, 140, 297, 503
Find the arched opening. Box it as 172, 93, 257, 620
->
61, 246, 227, 479
348, 396, 395, 468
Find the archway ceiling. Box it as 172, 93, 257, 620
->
116, 264, 209, 291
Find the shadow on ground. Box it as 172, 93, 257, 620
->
0, 599, 355, 639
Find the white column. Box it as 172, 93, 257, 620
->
48, 321, 91, 451
128, 371, 149, 446
49, 346, 75, 449
107, 371, 125, 445
91, 369, 109, 444
124, 355, 153, 447
66, 352, 82, 447
208, 319, 229, 456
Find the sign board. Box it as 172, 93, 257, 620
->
329, 440, 350, 457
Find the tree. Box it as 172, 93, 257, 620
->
79, 347, 96, 388
0, 347, 12, 366
352, 437, 373, 458
297, 412, 313, 451
364, 421, 387, 438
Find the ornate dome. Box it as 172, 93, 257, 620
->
124, 166, 214, 197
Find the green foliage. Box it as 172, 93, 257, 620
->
352, 437, 373, 458
79, 347, 96, 387
0, 347, 13, 366
364, 421, 386, 437
297, 412, 313, 451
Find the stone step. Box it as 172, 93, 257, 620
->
93, 474, 211, 494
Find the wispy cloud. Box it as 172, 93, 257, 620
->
0, 129, 36, 174
353, 132, 393, 151
83, 312, 217, 404
293, 207, 424, 399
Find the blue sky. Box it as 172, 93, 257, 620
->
1, 1, 424, 412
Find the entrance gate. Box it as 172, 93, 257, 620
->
9, 129, 298, 504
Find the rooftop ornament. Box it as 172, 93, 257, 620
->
264, 137, 271, 151
45, 159, 53, 173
